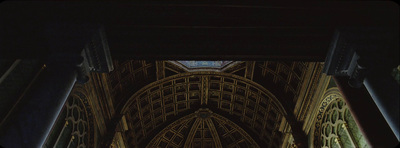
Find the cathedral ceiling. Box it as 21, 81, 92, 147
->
121, 72, 286, 147
107, 60, 310, 111
103, 60, 317, 147
147, 108, 260, 148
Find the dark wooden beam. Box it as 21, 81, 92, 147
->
0, 1, 397, 60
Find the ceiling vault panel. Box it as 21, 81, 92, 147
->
121, 72, 288, 147
148, 109, 260, 148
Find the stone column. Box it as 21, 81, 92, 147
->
323, 28, 399, 146
363, 67, 399, 140
0, 56, 84, 148
0, 24, 113, 148
334, 76, 398, 147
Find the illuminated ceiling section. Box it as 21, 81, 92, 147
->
122, 72, 285, 147
172, 61, 237, 72
147, 109, 260, 148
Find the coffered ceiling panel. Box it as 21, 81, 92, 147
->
121, 72, 286, 147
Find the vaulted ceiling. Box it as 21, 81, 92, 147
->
121, 72, 286, 147
104, 60, 323, 147
147, 108, 260, 148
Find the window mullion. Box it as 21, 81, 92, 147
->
341, 123, 358, 148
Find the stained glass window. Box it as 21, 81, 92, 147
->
319, 98, 369, 148
43, 92, 93, 148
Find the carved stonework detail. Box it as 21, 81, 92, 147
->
201, 76, 209, 105
311, 87, 368, 148
312, 88, 342, 147
245, 61, 255, 80
44, 84, 95, 148
297, 63, 324, 122
257, 61, 309, 101
156, 61, 166, 80
147, 109, 260, 148
121, 72, 286, 147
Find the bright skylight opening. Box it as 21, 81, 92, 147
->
177, 61, 232, 68
171, 61, 238, 72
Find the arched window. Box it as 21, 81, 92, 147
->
43, 88, 94, 148
314, 88, 368, 148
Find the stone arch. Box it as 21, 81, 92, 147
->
69, 84, 95, 147
120, 72, 288, 147
311, 87, 368, 148
43, 84, 95, 148
121, 72, 286, 114
311, 87, 342, 147
147, 108, 260, 148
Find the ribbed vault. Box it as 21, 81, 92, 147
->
147, 108, 260, 148
121, 72, 287, 147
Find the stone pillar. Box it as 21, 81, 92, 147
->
323, 28, 399, 146
363, 68, 399, 140
0, 56, 83, 148
0, 24, 113, 148
334, 76, 398, 147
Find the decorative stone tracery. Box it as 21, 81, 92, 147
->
44, 85, 94, 148
313, 88, 368, 148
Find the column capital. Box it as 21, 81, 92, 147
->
323, 28, 398, 88
45, 25, 114, 83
